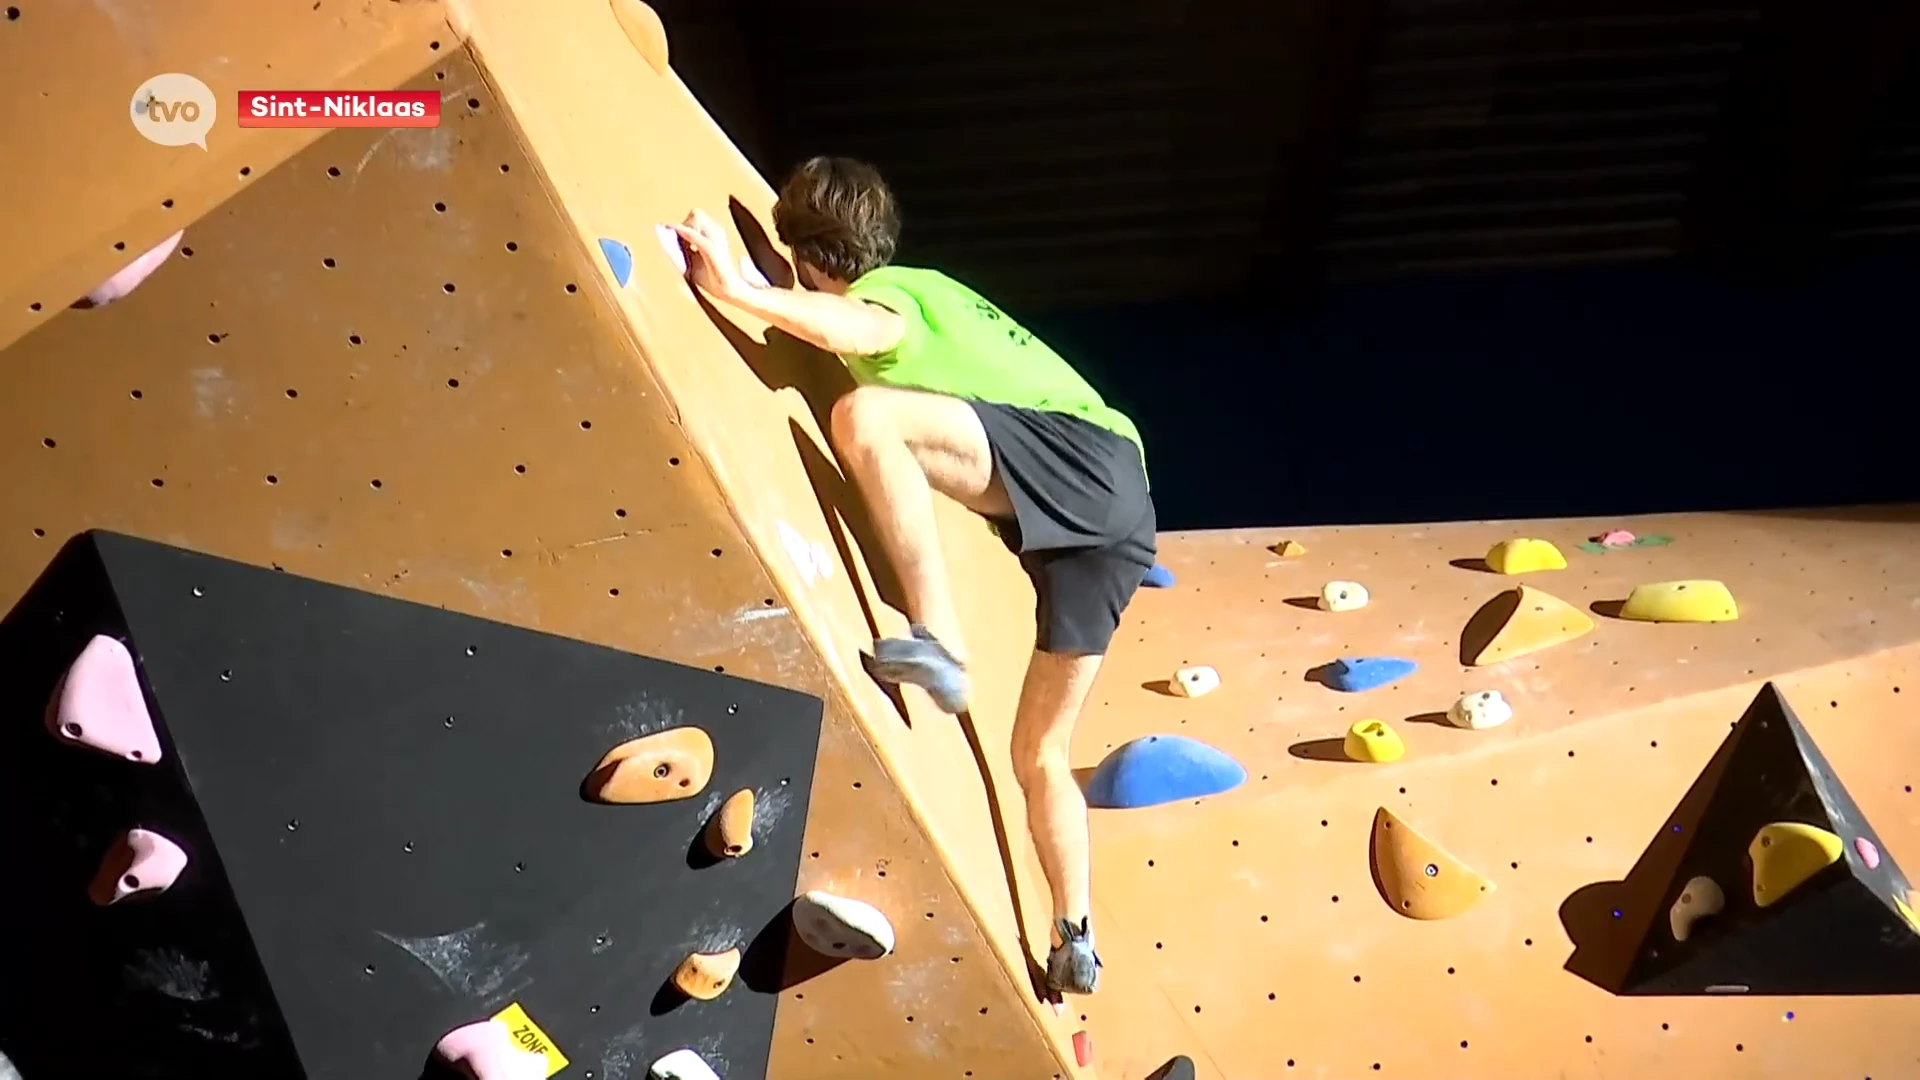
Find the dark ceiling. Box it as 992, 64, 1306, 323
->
655, 0, 1920, 313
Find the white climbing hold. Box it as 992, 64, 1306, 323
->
649, 1047, 721, 1080
1446, 690, 1513, 731
657, 224, 689, 275
1170, 665, 1220, 698
1669, 875, 1725, 942
792, 890, 895, 960
1318, 580, 1369, 612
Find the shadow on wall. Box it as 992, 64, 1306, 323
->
688, 197, 910, 631
1025, 255, 1920, 531
1558, 717, 1740, 993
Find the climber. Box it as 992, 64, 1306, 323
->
670, 157, 1156, 996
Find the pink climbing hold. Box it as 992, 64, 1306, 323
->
89, 828, 189, 906
72, 230, 184, 308
1596, 530, 1637, 547
435, 1020, 548, 1080
45, 634, 163, 763
1857, 836, 1882, 869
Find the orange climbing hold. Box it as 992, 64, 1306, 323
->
1466, 585, 1594, 666
705, 788, 755, 857
585, 727, 714, 804
1370, 807, 1495, 920
609, 0, 670, 74
671, 947, 741, 1000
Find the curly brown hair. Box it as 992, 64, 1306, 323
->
772, 156, 900, 282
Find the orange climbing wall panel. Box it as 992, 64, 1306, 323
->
0, 28, 1072, 1080
1074, 510, 1920, 1079
446, 2, 1088, 1073
0, 0, 447, 350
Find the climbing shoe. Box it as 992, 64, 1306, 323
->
867, 624, 970, 714
1046, 916, 1102, 995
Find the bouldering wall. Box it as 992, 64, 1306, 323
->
0, 2, 1078, 1076
13, 3, 1920, 1080
1071, 509, 1920, 1079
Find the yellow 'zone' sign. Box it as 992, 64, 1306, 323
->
490, 1001, 570, 1076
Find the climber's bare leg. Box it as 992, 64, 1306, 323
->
1011, 648, 1103, 929
829, 384, 1013, 665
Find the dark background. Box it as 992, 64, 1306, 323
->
652, 0, 1920, 530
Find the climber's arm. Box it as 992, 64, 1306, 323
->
669, 212, 904, 357
721, 285, 905, 358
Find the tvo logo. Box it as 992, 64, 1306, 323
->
131, 73, 216, 149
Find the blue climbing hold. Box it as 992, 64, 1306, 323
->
1321, 656, 1417, 692
1084, 734, 1246, 810
598, 237, 634, 287
1142, 564, 1175, 588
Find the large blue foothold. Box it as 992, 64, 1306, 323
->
599, 237, 634, 287
1084, 734, 1246, 810
1321, 656, 1417, 692
1141, 563, 1175, 589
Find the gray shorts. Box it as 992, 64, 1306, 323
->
970, 402, 1157, 655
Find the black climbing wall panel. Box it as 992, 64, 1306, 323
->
0, 530, 824, 1079
1619, 682, 1920, 995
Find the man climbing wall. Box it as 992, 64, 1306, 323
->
670, 156, 1157, 995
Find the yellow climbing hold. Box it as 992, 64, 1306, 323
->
1895, 891, 1920, 935
1619, 580, 1739, 623
1270, 540, 1308, 557
1750, 822, 1843, 908
1370, 808, 1495, 920
1467, 585, 1595, 666
1484, 538, 1567, 575
1343, 719, 1405, 763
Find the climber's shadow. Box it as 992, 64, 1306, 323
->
1560, 721, 1739, 993
691, 196, 915, 715
686, 287, 904, 594
729, 196, 797, 290
956, 706, 1053, 1001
